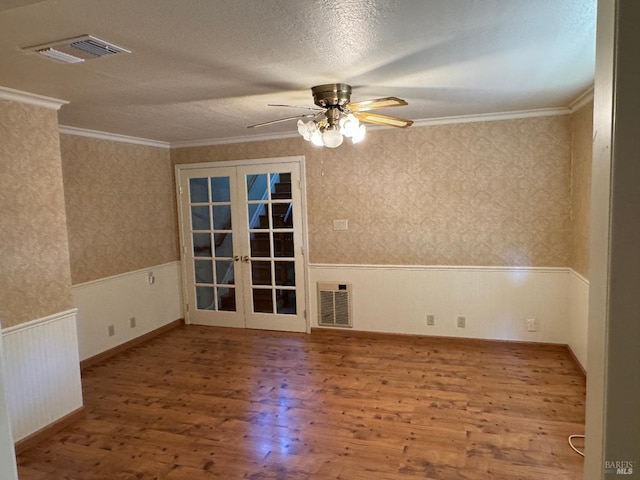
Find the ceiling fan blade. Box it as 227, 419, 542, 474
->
354, 112, 413, 128
247, 113, 316, 128
268, 104, 324, 111
348, 97, 408, 112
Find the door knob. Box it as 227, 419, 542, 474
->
242, 255, 250, 263
234, 255, 240, 262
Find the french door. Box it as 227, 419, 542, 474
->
177, 159, 307, 333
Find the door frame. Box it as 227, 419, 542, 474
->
175, 155, 310, 333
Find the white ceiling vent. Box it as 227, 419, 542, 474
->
26, 35, 131, 64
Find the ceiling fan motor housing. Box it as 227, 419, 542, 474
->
311, 83, 352, 109
248, 83, 412, 132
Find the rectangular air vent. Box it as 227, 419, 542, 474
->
25, 35, 131, 64
318, 282, 352, 328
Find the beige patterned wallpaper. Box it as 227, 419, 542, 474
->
570, 101, 593, 279
60, 135, 179, 284
0, 99, 73, 328
0, 98, 589, 326
173, 114, 572, 267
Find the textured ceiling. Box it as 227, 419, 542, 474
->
0, 0, 596, 144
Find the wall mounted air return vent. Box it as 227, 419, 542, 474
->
318, 282, 352, 328
26, 35, 131, 64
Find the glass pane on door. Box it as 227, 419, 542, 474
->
211, 177, 230, 202
276, 289, 296, 314
247, 174, 269, 201
189, 178, 209, 203
189, 175, 237, 312
218, 287, 236, 311
248, 203, 268, 229
273, 233, 294, 257
194, 260, 213, 283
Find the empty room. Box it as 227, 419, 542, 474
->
1, 1, 639, 479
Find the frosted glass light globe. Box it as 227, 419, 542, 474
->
322, 128, 344, 148
339, 114, 360, 137
310, 130, 324, 146
351, 124, 366, 144
297, 119, 311, 140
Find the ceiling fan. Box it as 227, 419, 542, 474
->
248, 83, 413, 148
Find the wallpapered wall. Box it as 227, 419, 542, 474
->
60, 135, 179, 284
0, 100, 73, 328
0, 104, 589, 328
570, 101, 594, 279
173, 115, 572, 267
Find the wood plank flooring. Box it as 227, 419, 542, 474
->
16, 326, 586, 479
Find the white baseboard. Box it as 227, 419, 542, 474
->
72, 261, 183, 361
1, 309, 82, 442
310, 264, 572, 344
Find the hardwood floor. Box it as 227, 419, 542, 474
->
17, 326, 586, 479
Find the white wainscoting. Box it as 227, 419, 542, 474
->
1, 309, 83, 443
568, 269, 589, 371
72, 261, 183, 361
309, 264, 571, 344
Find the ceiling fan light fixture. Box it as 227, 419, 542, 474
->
321, 126, 344, 148
298, 113, 366, 147
266, 84, 410, 147
351, 124, 367, 144
339, 114, 360, 137
297, 119, 324, 146
310, 130, 324, 147
297, 119, 313, 140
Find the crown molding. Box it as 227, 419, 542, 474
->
0, 85, 68, 110
58, 103, 579, 150
170, 107, 572, 148
568, 86, 594, 112
59, 125, 170, 149
410, 107, 571, 128
170, 130, 300, 148
59, 102, 590, 150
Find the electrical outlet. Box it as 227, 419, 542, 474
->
426, 314, 435, 326
129, 316, 136, 328
457, 316, 466, 328
526, 318, 538, 332
108, 325, 115, 336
